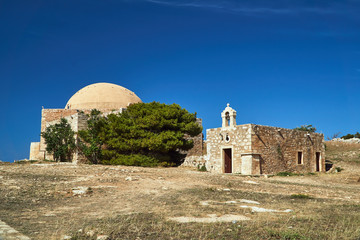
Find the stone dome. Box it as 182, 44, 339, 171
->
65, 83, 142, 110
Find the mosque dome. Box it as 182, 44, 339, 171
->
65, 82, 142, 110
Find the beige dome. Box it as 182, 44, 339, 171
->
65, 83, 142, 110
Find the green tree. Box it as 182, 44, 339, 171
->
341, 132, 360, 139
78, 109, 105, 164
100, 102, 202, 167
41, 118, 76, 162
294, 124, 316, 133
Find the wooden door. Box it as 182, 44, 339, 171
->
316, 152, 321, 172
224, 149, 232, 173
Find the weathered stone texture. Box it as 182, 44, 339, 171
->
182, 155, 206, 168
252, 125, 325, 174
185, 119, 204, 157
29, 83, 144, 163
29, 142, 41, 160
204, 104, 325, 175
34, 109, 205, 165
0, 220, 30, 240
32, 109, 91, 162
206, 124, 252, 173
181, 119, 205, 167
206, 123, 325, 175
40, 109, 79, 153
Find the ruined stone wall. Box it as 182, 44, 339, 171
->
205, 124, 325, 175
206, 124, 252, 173
29, 142, 41, 160
40, 109, 92, 148
182, 119, 205, 167
73, 112, 89, 163
33, 108, 91, 162
185, 119, 204, 157
251, 125, 325, 174
40, 109, 79, 152
36, 109, 206, 165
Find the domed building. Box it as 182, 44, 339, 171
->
65, 82, 142, 110
29, 83, 143, 162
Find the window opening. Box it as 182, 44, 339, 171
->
225, 134, 230, 142
316, 152, 321, 171
297, 152, 303, 164
225, 112, 230, 127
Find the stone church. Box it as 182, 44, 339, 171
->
205, 104, 325, 174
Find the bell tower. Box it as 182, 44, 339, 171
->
221, 103, 236, 128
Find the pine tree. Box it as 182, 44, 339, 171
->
100, 102, 202, 166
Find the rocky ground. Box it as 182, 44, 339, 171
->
0, 142, 360, 239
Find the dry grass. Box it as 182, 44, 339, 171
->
326, 141, 360, 163
1, 157, 360, 239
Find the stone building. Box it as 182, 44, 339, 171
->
29, 82, 143, 162
205, 104, 325, 175
29, 82, 203, 163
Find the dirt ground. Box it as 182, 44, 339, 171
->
1, 154, 360, 240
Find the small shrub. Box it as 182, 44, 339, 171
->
335, 167, 344, 172
14, 160, 27, 164
341, 132, 360, 139
276, 172, 299, 177
294, 124, 316, 133
291, 194, 312, 199
43, 159, 56, 162
197, 165, 207, 172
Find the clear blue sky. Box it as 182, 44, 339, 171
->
0, 0, 359, 162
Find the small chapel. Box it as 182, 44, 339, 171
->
205, 104, 325, 175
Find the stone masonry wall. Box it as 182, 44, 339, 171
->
29, 142, 41, 160
206, 124, 252, 173
36, 109, 205, 164
205, 124, 325, 175
181, 119, 205, 167
40, 109, 79, 152
35, 109, 91, 162
251, 125, 325, 174
185, 119, 204, 157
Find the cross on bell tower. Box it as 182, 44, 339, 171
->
221, 103, 236, 128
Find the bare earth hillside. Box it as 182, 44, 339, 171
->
1, 143, 360, 239
326, 140, 360, 164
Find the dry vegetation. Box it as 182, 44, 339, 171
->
326, 141, 360, 164
1, 142, 360, 239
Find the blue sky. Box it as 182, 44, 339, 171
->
0, 0, 359, 162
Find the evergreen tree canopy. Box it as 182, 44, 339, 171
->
294, 124, 316, 133
341, 132, 360, 139
78, 109, 105, 164
41, 118, 76, 162
100, 102, 202, 166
